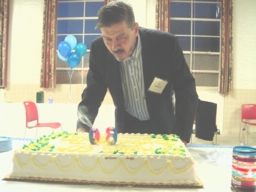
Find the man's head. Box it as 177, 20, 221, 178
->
96, 1, 139, 61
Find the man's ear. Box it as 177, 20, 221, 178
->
134, 22, 139, 35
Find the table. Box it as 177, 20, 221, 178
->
0, 140, 234, 192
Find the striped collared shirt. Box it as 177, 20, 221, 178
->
120, 34, 150, 121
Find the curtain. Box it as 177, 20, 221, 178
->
0, 0, 9, 88
155, 0, 170, 32
40, 0, 58, 88
104, 0, 115, 4
219, 0, 233, 94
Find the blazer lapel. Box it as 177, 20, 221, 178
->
139, 29, 157, 113
106, 53, 124, 106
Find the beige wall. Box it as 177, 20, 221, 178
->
223, 89, 256, 135
4, 84, 114, 104
2, 0, 256, 135
222, 0, 256, 135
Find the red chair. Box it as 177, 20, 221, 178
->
239, 104, 256, 145
23, 101, 62, 138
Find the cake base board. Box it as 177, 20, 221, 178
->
3, 174, 203, 188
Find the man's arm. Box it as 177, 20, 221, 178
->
76, 41, 107, 132
77, 127, 87, 132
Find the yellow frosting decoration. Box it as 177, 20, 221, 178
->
17, 132, 190, 172
22, 132, 187, 156
11, 132, 201, 186
14, 153, 193, 175
66, 145, 93, 153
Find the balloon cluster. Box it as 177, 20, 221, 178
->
89, 127, 118, 145
57, 35, 87, 68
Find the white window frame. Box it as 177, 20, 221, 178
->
170, 0, 221, 91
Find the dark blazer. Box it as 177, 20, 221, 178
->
77, 27, 198, 143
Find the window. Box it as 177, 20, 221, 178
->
56, 0, 104, 84
170, 0, 221, 90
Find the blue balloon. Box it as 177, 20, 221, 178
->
57, 50, 68, 62
75, 43, 87, 57
65, 35, 77, 50
58, 41, 71, 58
68, 52, 81, 68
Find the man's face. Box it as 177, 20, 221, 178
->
101, 21, 139, 61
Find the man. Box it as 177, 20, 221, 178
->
76, 1, 198, 145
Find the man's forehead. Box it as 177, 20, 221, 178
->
102, 33, 126, 39
101, 21, 130, 33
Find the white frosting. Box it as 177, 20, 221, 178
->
10, 132, 200, 185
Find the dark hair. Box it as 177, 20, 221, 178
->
95, 1, 135, 29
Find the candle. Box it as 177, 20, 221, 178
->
89, 127, 100, 144
106, 127, 117, 145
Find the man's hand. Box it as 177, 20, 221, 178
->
77, 128, 86, 133
182, 140, 187, 147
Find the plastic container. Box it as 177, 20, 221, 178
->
48, 96, 54, 104
231, 146, 256, 190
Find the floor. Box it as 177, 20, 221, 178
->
190, 131, 256, 147
1, 102, 255, 148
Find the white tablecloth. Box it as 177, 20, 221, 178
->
0, 140, 234, 192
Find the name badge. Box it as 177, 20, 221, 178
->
148, 77, 168, 94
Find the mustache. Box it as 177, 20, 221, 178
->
113, 49, 124, 54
